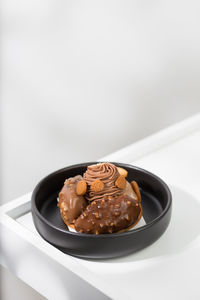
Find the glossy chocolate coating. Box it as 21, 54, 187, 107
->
58, 175, 87, 224
74, 194, 142, 234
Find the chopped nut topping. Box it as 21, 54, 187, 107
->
114, 211, 120, 216
94, 212, 100, 219
124, 214, 130, 221
64, 179, 70, 185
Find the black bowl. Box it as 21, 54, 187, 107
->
31, 162, 172, 259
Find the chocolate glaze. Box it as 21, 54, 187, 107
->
58, 175, 87, 224
83, 163, 123, 201
74, 194, 142, 234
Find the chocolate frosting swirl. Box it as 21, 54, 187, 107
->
83, 163, 123, 201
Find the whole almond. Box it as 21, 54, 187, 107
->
117, 167, 128, 177
115, 175, 126, 189
131, 180, 141, 202
91, 179, 104, 192
76, 180, 87, 196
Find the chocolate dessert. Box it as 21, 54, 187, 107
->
57, 163, 142, 234
58, 175, 87, 225
75, 194, 142, 234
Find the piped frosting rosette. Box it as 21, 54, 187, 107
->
83, 163, 124, 201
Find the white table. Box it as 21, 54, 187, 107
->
1, 113, 200, 300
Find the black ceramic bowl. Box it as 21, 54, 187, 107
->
31, 162, 172, 259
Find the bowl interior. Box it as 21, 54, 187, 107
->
33, 162, 170, 234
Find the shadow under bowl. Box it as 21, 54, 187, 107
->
31, 162, 172, 259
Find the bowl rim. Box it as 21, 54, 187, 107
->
31, 162, 172, 239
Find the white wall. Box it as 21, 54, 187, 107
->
1, 0, 200, 299
2, 0, 200, 205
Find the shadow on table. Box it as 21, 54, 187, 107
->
91, 185, 200, 264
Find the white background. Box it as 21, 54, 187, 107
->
1, 0, 200, 299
